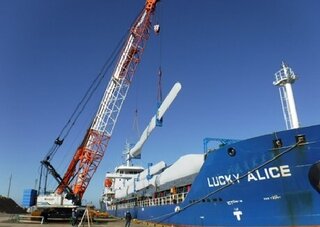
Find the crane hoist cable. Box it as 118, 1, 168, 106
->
53, 9, 146, 149
155, 3, 163, 127
156, 67, 163, 127
43, 32, 128, 163
39, 33, 127, 196
132, 108, 140, 140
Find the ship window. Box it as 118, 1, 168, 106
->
227, 147, 236, 157
273, 139, 283, 148
296, 134, 306, 144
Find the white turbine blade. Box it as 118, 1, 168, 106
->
157, 82, 181, 120
128, 82, 182, 159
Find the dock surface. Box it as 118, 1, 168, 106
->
0, 214, 150, 227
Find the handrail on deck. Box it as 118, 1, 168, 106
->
113, 192, 188, 210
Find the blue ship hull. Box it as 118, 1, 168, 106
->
107, 124, 320, 226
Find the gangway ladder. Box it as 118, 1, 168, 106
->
273, 62, 300, 129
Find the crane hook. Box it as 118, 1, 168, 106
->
154, 24, 160, 34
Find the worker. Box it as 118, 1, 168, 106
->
125, 211, 132, 227
71, 208, 78, 226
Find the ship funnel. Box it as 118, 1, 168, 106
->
273, 62, 299, 129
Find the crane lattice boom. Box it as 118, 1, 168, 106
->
56, 0, 158, 200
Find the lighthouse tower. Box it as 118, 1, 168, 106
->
273, 62, 300, 129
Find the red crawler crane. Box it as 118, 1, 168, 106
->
38, 0, 159, 211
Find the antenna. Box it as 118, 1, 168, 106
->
273, 62, 299, 129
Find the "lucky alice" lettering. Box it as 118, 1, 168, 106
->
207, 165, 291, 187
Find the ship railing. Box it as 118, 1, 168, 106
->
137, 192, 187, 207
117, 201, 135, 209
109, 192, 188, 210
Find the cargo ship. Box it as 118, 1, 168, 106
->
101, 63, 320, 226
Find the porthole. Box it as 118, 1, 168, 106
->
296, 134, 306, 144
273, 139, 283, 148
227, 147, 236, 157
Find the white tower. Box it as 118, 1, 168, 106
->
273, 62, 299, 129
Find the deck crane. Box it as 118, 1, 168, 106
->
36, 0, 159, 213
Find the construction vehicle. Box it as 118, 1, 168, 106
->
33, 0, 159, 219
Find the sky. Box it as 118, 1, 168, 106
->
0, 0, 319, 208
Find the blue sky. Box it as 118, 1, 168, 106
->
0, 0, 319, 207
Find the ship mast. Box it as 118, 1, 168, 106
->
273, 62, 299, 129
